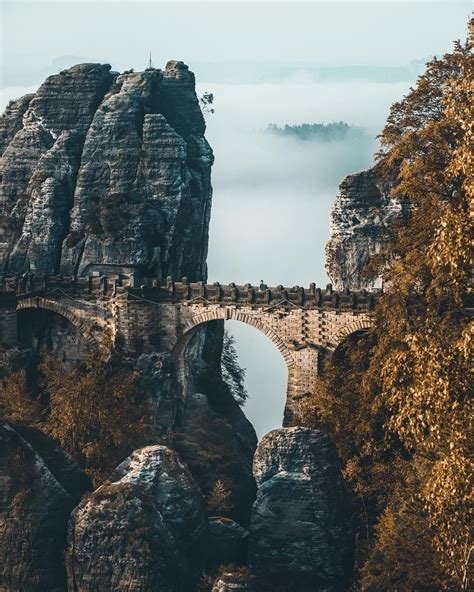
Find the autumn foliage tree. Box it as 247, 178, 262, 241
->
0, 356, 151, 487
41, 356, 151, 486
302, 27, 473, 590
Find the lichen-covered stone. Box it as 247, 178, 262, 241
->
325, 167, 409, 290
68, 445, 208, 591
248, 427, 353, 591
0, 422, 76, 592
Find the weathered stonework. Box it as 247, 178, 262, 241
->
0, 275, 376, 427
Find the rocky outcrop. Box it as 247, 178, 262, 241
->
208, 517, 249, 568
135, 351, 176, 438
0, 93, 34, 155
0, 422, 78, 591
68, 445, 208, 591
248, 427, 353, 591
211, 570, 258, 592
68, 482, 182, 592
326, 167, 409, 290
0, 61, 213, 280
173, 321, 258, 526
174, 388, 258, 527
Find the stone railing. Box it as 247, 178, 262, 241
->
0, 274, 381, 311
132, 278, 379, 311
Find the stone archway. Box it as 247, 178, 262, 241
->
171, 307, 316, 428
328, 318, 373, 352
16, 297, 102, 354
181, 308, 295, 369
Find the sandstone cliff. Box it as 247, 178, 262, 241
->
68, 446, 208, 591
325, 167, 409, 290
0, 423, 90, 592
249, 427, 353, 591
0, 61, 213, 281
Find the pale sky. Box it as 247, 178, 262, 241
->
1, 1, 471, 88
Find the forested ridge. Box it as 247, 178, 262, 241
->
264, 121, 365, 141
302, 33, 473, 591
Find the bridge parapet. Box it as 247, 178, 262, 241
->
1, 274, 127, 299
0, 274, 381, 311
132, 278, 380, 312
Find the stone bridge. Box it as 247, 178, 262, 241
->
0, 274, 378, 424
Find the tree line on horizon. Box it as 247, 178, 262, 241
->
263, 121, 367, 141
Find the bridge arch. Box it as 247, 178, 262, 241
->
179, 307, 295, 368
328, 318, 373, 352
16, 297, 100, 351
170, 305, 309, 429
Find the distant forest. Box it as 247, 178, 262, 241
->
263, 121, 366, 141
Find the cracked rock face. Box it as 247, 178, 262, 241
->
0, 422, 78, 592
0, 61, 213, 281
68, 445, 208, 592
325, 167, 409, 290
248, 427, 354, 591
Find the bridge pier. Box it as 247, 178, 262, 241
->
0, 293, 18, 347
284, 347, 320, 426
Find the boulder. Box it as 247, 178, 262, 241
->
212, 569, 258, 592
68, 445, 208, 591
248, 427, 353, 591
68, 482, 181, 592
111, 445, 208, 586
0, 422, 75, 592
208, 517, 249, 568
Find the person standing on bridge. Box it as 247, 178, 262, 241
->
259, 280, 267, 291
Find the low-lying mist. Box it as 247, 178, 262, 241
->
201, 79, 413, 437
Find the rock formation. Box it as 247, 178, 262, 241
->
248, 427, 353, 591
0, 422, 86, 592
211, 570, 258, 591
173, 321, 258, 526
326, 167, 409, 290
68, 445, 208, 591
0, 61, 213, 280
174, 388, 258, 526
208, 517, 250, 568
0, 60, 359, 592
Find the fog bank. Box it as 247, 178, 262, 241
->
202, 79, 411, 437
